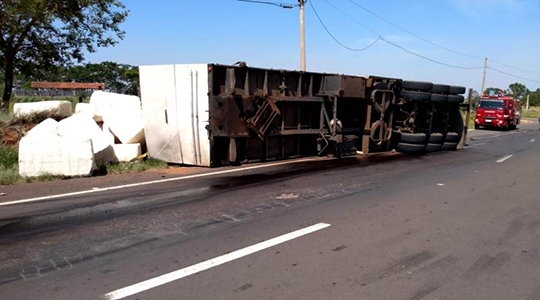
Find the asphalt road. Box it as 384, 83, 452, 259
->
1, 124, 539, 300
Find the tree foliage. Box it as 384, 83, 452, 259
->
0, 0, 129, 110
508, 82, 527, 99
16, 61, 139, 95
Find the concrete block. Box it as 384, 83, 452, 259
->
102, 122, 118, 145
14, 101, 73, 118
75, 103, 93, 115
25, 118, 59, 139
18, 136, 96, 177
112, 144, 142, 162
94, 91, 145, 144
57, 114, 113, 161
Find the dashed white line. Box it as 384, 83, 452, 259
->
103, 222, 332, 300
496, 155, 513, 163
531, 139, 536, 143
0, 157, 327, 207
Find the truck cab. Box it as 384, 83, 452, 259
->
475, 92, 518, 130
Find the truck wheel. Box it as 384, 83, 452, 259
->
400, 132, 427, 143
396, 143, 425, 153
431, 84, 451, 94
426, 143, 442, 152
474, 124, 480, 130
449, 86, 466, 95
442, 142, 458, 150
402, 80, 433, 91
401, 90, 431, 101
445, 132, 461, 143
429, 133, 443, 143
431, 94, 448, 102
448, 95, 465, 103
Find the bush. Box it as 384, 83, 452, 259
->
0, 144, 20, 185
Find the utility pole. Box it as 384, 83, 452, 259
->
526, 93, 530, 111
299, 0, 306, 71
480, 57, 487, 96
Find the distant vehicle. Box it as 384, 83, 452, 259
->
475, 92, 519, 130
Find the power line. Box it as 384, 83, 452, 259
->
223, 0, 297, 9
487, 66, 540, 84
489, 59, 540, 77
344, 0, 483, 60
308, 0, 381, 52
343, 0, 540, 77
310, 0, 483, 70
380, 37, 482, 70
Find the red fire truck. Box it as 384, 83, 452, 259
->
475, 92, 520, 130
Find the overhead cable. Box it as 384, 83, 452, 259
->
487, 66, 540, 84
489, 59, 540, 77
308, 0, 381, 51
223, 0, 297, 9
310, 0, 483, 70
344, 0, 483, 60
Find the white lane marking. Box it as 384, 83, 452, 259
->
531, 139, 536, 143
496, 155, 513, 163
103, 222, 331, 300
0, 157, 326, 207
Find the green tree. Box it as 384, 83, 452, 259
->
508, 82, 528, 99
529, 92, 540, 107
0, 0, 129, 111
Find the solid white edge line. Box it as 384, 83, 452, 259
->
0, 157, 324, 207
496, 155, 513, 163
103, 222, 331, 300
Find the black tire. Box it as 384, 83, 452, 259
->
448, 108, 464, 141
445, 132, 460, 143
474, 124, 480, 130
402, 80, 433, 91
448, 95, 465, 103
442, 142, 458, 151
431, 84, 451, 94
396, 142, 425, 153
429, 133, 443, 143
400, 132, 427, 143
431, 94, 448, 102
401, 90, 431, 101
449, 86, 466, 95
426, 143, 442, 152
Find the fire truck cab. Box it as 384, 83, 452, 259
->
475, 92, 520, 130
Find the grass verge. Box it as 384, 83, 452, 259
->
96, 158, 168, 175
0, 144, 19, 185
522, 107, 540, 119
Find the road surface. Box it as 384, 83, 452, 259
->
0, 124, 539, 300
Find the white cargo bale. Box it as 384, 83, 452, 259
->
57, 114, 115, 164
90, 91, 141, 122
18, 136, 96, 177
96, 92, 145, 144
102, 122, 118, 145
112, 144, 142, 162
75, 103, 93, 115
14, 101, 73, 118
25, 118, 59, 139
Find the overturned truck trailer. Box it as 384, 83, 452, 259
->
139, 64, 466, 167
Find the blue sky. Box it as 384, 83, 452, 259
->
87, 0, 540, 93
